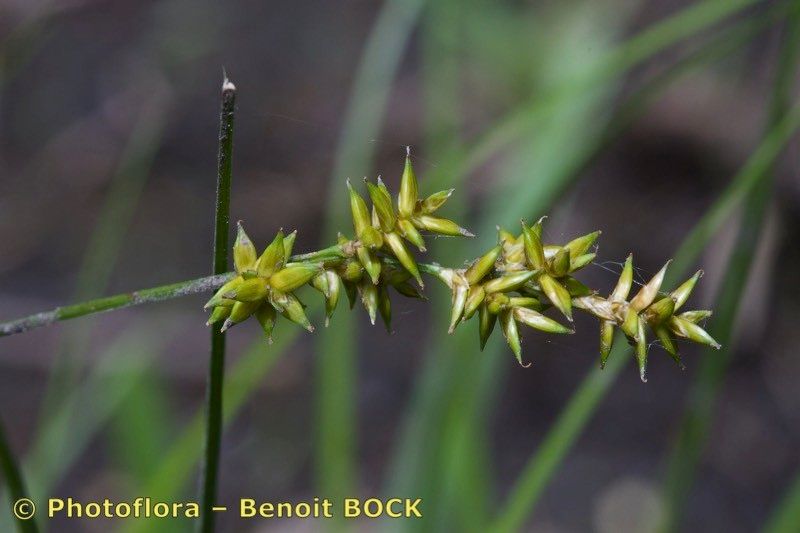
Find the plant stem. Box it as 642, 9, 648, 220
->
0, 258, 445, 339
0, 416, 38, 533
0, 273, 234, 337
198, 75, 236, 533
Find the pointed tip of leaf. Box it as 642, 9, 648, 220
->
460, 227, 475, 238
640, 368, 648, 383
220, 319, 233, 333
519, 360, 532, 368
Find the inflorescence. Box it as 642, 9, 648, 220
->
204, 150, 719, 381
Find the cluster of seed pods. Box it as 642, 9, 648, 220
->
204, 151, 718, 380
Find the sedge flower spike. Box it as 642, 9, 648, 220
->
205, 150, 719, 380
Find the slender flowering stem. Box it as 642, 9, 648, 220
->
0, 260, 452, 338
0, 273, 235, 337
199, 75, 236, 533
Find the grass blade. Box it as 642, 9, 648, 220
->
764, 472, 800, 533
658, 11, 800, 531
198, 76, 236, 533
0, 417, 38, 532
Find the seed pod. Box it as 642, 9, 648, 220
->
629, 260, 670, 311
668, 316, 720, 349
565, 230, 601, 257
257, 231, 286, 278
365, 178, 396, 232
206, 305, 232, 326
204, 277, 244, 309
343, 281, 358, 309
398, 151, 419, 218
654, 325, 684, 370
513, 307, 572, 334
572, 295, 615, 321
392, 280, 425, 299
254, 303, 277, 343
465, 246, 501, 285
569, 253, 596, 273
283, 230, 298, 260
448, 282, 469, 333
340, 259, 364, 282
360, 225, 384, 249
636, 318, 648, 382
646, 296, 675, 325
420, 189, 454, 214
359, 279, 379, 325
599, 320, 615, 368
271, 291, 314, 332
610, 254, 633, 301
538, 273, 572, 321
225, 277, 269, 302
678, 310, 712, 323
221, 300, 261, 332
671, 270, 703, 311
500, 310, 528, 367
563, 276, 592, 297
550, 247, 571, 277
347, 179, 372, 237
270, 264, 320, 292
378, 284, 392, 332
311, 271, 330, 297
486, 292, 510, 314
507, 297, 543, 310
323, 271, 341, 325
621, 306, 640, 340
356, 246, 381, 285
484, 270, 537, 294
478, 303, 496, 350
497, 227, 516, 247
413, 215, 474, 237
384, 231, 423, 287
522, 220, 545, 270
463, 285, 486, 321
398, 219, 426, 251
233, 222, 258, 274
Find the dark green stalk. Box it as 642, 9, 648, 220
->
0, 417, 38, 533
198, 76, 236, 533
659, 12, 800, 532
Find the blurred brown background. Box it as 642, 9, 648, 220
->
1, 0, 799, 531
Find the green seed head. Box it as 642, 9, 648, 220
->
233, 222, 258, 275
398, 149, 419, 219
257, 230, 286, 278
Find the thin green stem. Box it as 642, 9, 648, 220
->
0, 273, 235, 337
0, 417, 38, 533
198, 76, 236, 533
0, 256, 452, 340
659, 11, 800, 532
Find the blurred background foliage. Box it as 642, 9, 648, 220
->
2, 0, 800, 531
